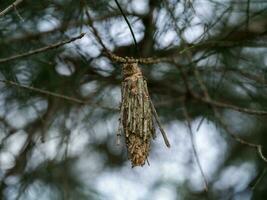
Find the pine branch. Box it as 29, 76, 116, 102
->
0, 33, 85, 64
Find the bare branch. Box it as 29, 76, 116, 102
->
0, 33, 85, 64
0, 79, 117, 110
0, 0, 24, 17
182, 101, 209, 192
150, 99, 171, 148
82, 0, 109, 53
192, 93, 267, 116
251, 168, 267, 190
258, 146, 267, 163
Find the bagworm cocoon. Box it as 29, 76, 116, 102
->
119, 62, 155, 167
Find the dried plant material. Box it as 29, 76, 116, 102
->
118, 62, 154, 167
118, 61, 170, 167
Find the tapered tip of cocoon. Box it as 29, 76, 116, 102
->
127, 134, 150, 167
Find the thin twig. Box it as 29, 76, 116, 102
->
114, 0, 139, 56
0, 33, 85, 64
150, 99, 171, 148
251, 168, 267, 190
82, 1, 110, 53
257, 146, 267, 163
13, 3, 24, 21
0, 79, 117, 110
215, 110, 267, 164
0, 0, 24, 17
215, 112, 258, 148
182, 101, 209, 192
246, 0, 251, 31
192, 93, 267, 116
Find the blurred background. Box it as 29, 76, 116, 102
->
0, 0, 267, 199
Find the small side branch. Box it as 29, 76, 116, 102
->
150, 100, 171, 148
214, 109, 267, 164
257, 146, 267, 163
114, 0, 139, 56
0, 33, 85, 64
0, 0, 24, 17
182, 102, 209, 192
192, 93, 267, 116
82, 2, 109, 53
251, 168, 267, 190
0, 79, 85, 104
0, 79, 117, 111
